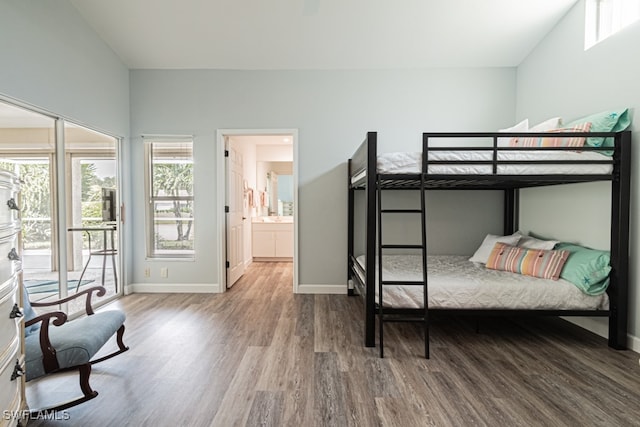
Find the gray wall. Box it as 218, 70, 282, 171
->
516, 0, 640, 345
130, 68, 517, 288
0, 1, 129, 135
0, 0, 131, 283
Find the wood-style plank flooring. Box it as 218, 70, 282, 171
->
26, 261, 640, 426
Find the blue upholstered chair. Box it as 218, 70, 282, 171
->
22, 286, 129, 413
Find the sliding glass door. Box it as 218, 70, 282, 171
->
0, 100, 121, 314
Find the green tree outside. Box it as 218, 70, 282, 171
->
153, 162, 194, 249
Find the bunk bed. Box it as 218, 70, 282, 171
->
347, 129, 631, 358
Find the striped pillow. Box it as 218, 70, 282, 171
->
510, 122, 592, 148
485, 243, 570, 280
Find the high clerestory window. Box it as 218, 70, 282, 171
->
585, 0, 640, 49
144, 138, 195, 259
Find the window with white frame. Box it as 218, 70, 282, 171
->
144, 138, 195, 259
585, 0, 640, 49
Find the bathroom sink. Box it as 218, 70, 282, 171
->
254, 216, 293, 223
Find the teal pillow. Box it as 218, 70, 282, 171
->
564, 108, 631, 149
555, 242, 611, 295
585, 278, 610, 296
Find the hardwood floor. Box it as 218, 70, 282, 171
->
26, 261, 640, 426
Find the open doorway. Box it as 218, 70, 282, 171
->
217, 129, 298, 293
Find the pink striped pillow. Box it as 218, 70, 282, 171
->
510, 122, 592, 148
485, 243, 570, 280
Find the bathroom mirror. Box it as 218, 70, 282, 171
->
257, 161, 293, 216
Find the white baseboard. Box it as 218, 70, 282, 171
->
297, 283, 348, 294
564, 317, 640, 353
129, 282, 222, 293
628, 334, 640, 353
127, 282, 346, 294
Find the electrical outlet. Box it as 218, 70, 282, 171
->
144, 268, 150, 278
160, 267, 168, 278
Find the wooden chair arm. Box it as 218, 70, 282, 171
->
26, 311, 67, 373
24, 311, 68, 328
30, 286, 106, 315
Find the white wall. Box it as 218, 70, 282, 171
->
516, 0, 640, 347
256, 145, 294, 162
130, 68, 517, 290
0, 0, 131, 283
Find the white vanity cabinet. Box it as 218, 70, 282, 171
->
252, 221, 293, 260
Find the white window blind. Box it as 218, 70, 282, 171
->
585, 0, 640, 49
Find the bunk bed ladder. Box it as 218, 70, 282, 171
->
377, 174, 429, 358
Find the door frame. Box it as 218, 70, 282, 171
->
216, 128, 299, 293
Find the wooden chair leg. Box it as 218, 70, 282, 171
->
78, 364, 97, 398
116, 324, 128, 352
29, 364, 99, 416
91, 325, 129, 365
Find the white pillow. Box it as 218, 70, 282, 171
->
514, 231, 559, 250
529, 117, 562, 132
497, 119, 528, 147
469, 233, 522, 264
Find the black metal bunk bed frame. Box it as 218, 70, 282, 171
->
348, 130, 631, 356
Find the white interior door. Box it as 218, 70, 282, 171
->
226, 139, 245, 287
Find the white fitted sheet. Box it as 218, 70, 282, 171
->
355, 255, 609, 311
376, 151, 613, 175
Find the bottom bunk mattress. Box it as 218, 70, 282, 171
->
354, 255, 609, 311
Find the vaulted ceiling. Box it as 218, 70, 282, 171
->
69, 0, 578, 70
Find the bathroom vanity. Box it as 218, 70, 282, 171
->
252, 217, 293, 261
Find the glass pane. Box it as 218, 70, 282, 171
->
586, 0, 640, 49
65, 122, 119, 313
76, 159, 117, 228
152, 200, 194, 255
151, 142, 193, 197
0, 102, 57, 303
17, 161, 52, 255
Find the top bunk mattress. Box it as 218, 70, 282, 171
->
354, 254, 609, 311
377, 151, 613, 175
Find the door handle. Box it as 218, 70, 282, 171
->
9, 303, 23, 319
8, 248, 20, 261
7, 198, 20, 211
